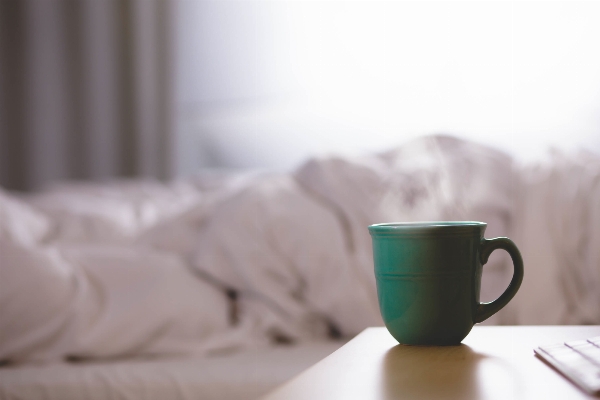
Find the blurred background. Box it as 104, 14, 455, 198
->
2, 0, 600, 191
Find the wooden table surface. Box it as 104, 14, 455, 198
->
263, 326, 600, 400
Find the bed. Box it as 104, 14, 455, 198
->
1, 135, 599, 399
0, 341, 343, 400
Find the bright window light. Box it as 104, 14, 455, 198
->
177, 1, 600, 172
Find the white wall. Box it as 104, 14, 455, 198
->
176, 0, 600, 174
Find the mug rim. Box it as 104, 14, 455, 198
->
368, 221, 487, 236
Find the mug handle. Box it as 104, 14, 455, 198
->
474, 237, 524, 323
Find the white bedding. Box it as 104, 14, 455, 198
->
506, 150, 600, 324
0, 341, 343, 400
1, 135, 599, 366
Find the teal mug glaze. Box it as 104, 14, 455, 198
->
368, 221, 523, 346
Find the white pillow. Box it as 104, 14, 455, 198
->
0, 240, 76, 362
27, 180, 201, 244
0, 189, 51, 246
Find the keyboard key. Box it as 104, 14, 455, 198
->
566, 341, 600, 366
588, 336, 600, 346
536, 343, 600, 395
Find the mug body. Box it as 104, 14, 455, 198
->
369, 222, 486, 345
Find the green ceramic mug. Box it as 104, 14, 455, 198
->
368, 221, 523, 345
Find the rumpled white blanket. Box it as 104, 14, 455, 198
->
506, 150, 600, 325
1, 135, 598, 363
192, 136, 516, 343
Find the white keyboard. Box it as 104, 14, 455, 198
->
535, 336, 600, 395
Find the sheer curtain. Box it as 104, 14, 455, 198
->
0, 0, 174, 191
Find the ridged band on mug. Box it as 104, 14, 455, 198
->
376, 270, 472, 280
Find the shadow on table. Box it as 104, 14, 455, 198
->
382, 343, 487, 399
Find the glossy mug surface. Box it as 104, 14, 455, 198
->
368, 222, 523, 346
